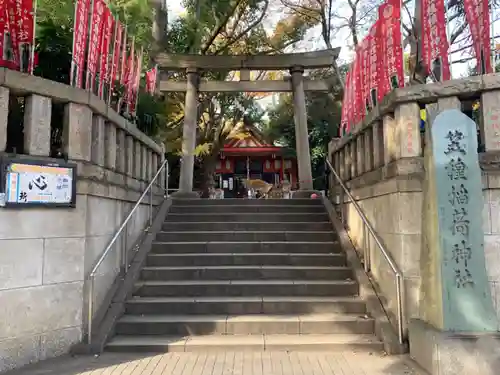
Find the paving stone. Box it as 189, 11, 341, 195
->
2, 351, 424, 375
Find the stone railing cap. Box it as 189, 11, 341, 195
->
0, 68, 162, 154
331, 74, 498, 153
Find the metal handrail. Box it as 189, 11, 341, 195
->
86, 159, 169, 344
326, 159, 405, 345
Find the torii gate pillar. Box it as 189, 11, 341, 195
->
176, 68, 199, 196
290, 66, 314, 191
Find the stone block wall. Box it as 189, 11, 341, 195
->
0, 68, 166, 372
328, 73, 500, 340
482, 169, 500, 328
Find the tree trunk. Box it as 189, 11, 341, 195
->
200, 153, 218, 198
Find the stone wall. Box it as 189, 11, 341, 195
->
0, 68, 166, 372
482, 167, 500, 327
328, 73, 500, 339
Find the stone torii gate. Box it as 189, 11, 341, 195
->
154, 49, 340, 197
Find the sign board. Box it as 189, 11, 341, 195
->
430, 109, 496, 331
0, 156, 77, 208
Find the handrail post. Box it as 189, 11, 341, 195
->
87, 275, 94, 344
149, 188, 153, 227
325, 157, 405, 345
85, 159, 168, 346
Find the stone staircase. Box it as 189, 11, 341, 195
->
106, 198, 384, 352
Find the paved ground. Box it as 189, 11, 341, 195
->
5, 352, 424, 375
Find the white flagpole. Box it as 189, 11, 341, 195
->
29, 0, 37, 74
132, 46, 143, 117
70, 0, 79, 85
117, 25, 127, 112
108, 16, 118, 103
444, 0, 453, 77
85, 0, 95, 91
492, 4, 496, 72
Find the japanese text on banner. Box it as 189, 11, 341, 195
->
378, 0, 404, 97
98, 7, 114, 98
71, 0, 91, 87
463, 0, 492, 74
86, 0, 105, 91
421, 0, 451, 81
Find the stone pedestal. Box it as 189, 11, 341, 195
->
24, 94, 52, 156
104, 121, 117, 170
63, 103, 92, 161
290, 66, 313, 190
178, 68, 199, 194
91, 116, 106, 166
409, 319, 500, 375
412, 108, 498, 374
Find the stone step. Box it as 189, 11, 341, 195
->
155, 231, 335, 242
115, 313, 374, 336
146, 253, 347, 267
150, 241, 341, 254
165, 213, 330, 223
162, 221, 333, 232
125, 296, 367, 315
171, 199, 323, 206
140, 265, 352, 281
133, 280, 358, 298
106, 334, 384, 352
169, 205, 326, 214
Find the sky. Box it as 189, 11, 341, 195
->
166, 0, 496, 101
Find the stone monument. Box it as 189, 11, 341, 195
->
410, 108, 500, 375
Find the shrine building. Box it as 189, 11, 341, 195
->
214, 125, 298, 198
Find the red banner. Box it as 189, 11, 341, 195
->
71, 0, 91, 87
145, 66, 157, 94
367, 21, 381, 108
86, 0, 105, 91
15, 0, 35, 73
0, 4, 8, 68
129, 51, 142, 113
124, 42, 135, 108
6, 0, 19, 70
464, 0, 492, 74
109, 21, 123, 99
421, 0, 450, 81
120, 31, 129, 85
98, 7, 114, 98
378, 0, 404, 99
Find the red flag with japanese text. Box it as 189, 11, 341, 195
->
109, 21, 123, 99
120, 29, 128, 86
0, 4, 8, 68
145, 66, 157, 94
123, 41, 135, 109
71, 0, 91, 87
421, 0, 451, 81
98, 7, 114, 98
129, 51, 142, 113
5, 0, 20, 70
14, 0, 35, 73
378, 0, 405, 98
366, 21, 381, 108
464, 0, 492, 74
86, 0, 105, 91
